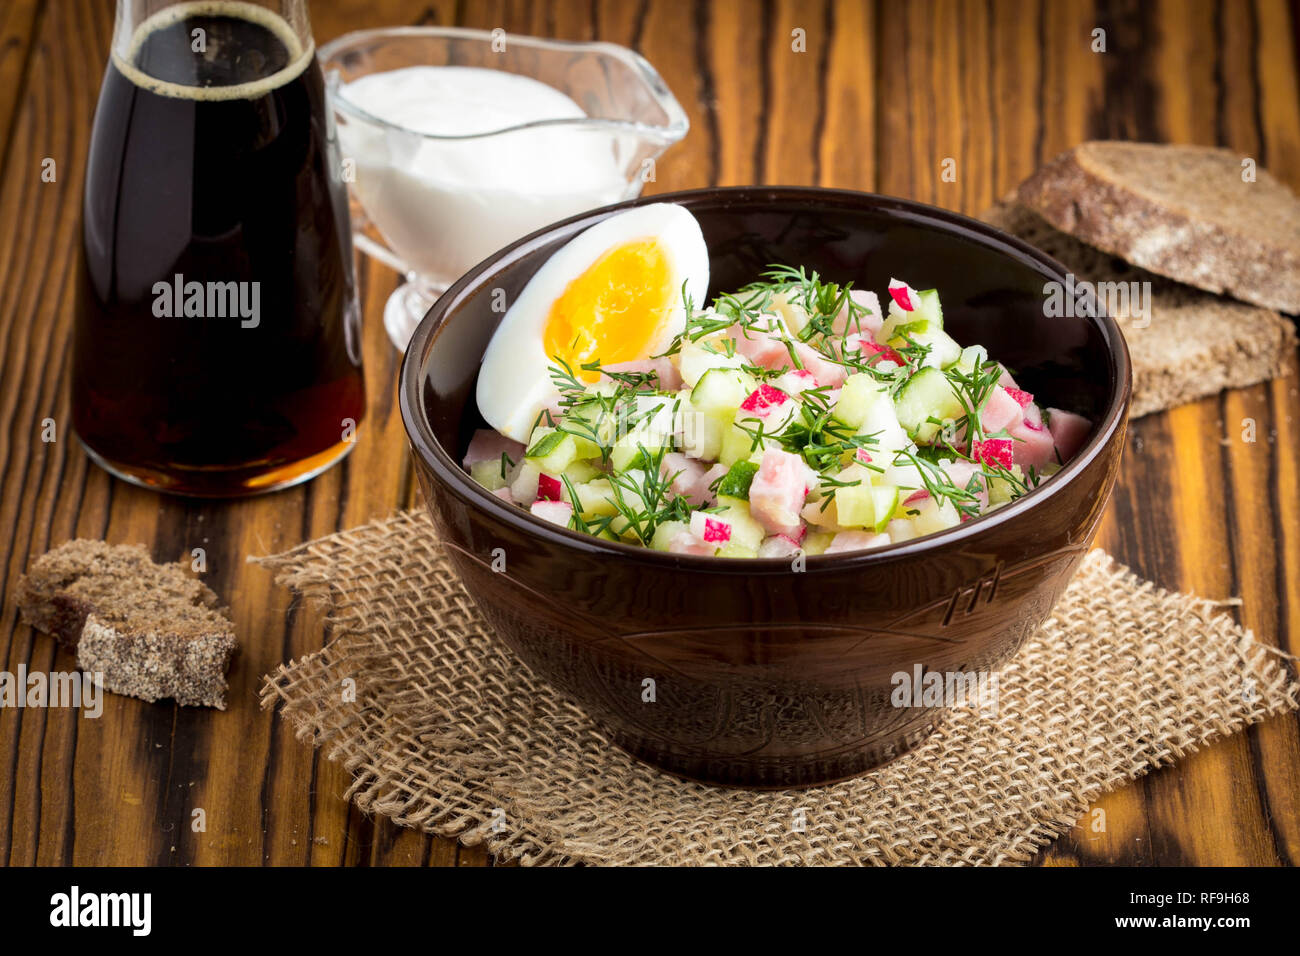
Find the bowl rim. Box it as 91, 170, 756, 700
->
318, 26, 690, 146
399, 185, 1132, 574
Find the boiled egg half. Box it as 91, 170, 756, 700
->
476, 204, 709, 442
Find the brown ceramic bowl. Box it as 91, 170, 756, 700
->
399, 187, 1131, 789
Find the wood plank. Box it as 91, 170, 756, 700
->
0, 0, 1296, 867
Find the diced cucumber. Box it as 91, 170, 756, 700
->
525, 427, 581, 474
910, 327, 962, 369
835, 373, 892, 429
987, 464, 1024, 504
575, 477, 619, 516
509, 461, 541, 503
680, 397, 724, 460
956, 344, 988, 373
716, 542, 759, 558
886, 517, 919, 542
562, 460, 600, 484
894, 366, 965, 443
469, 459, 509, 491
913, 288, 943, 328
715, 460, 759, 499
803, 531, 834, 556
878, 312, 931, 344
678, 338, 746, 387
564, 400, 617, 448
908, 496, 961, 535
769, 290, 810, 335
828, 465, 898, 532
610, 424, 668, 472
870, 485, 900, 531
713, 495, 765, 552
690, 367, 755, 417
651, 519, 690, 552
719, 420, 775, 467
833, 483, 875, 528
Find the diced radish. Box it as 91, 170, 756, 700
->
825, 530, 892, 554
971, 438, 1014, 470
748, 448, 811, 537
463, 429, 526, 470
1004, 387, 1034, 408
774, 369, 818, 394
536, 473, 563, 501
854, 448, 873, 465
1021, 402, 1046, 432
492, 487, 514, 503
1046, 408, 1092, 461
980, 385, 1023, 435
689, 511, 733, 544
740, 383, 790, 414
529, 499, 573, 526
603, 357, 682, 392
903, 489, 930, 505
887, 278, 915, 312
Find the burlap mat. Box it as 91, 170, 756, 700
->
256, 510, 1298, 866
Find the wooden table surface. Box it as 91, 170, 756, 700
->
1, 0, 1298, 867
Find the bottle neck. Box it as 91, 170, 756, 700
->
110, 1, 315, 100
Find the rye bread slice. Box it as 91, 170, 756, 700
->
982, 200, 1297, 418
1016, 142, 1300, 313
15, 540, 237, 709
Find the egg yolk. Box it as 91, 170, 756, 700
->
542, 239, 675, 384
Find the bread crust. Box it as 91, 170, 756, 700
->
982, 199, 1296, 417
1017, 142, 1300, 314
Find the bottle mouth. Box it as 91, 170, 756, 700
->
318, 26, 690, 146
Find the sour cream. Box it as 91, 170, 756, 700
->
337, 66, 634, 284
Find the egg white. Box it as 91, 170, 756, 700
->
476, 203, 710, 443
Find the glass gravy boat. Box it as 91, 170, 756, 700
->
320, 27, 690, 349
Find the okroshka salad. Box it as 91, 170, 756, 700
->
464, 204, 1092, 558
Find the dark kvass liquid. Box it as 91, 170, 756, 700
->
74, 6, 365, 496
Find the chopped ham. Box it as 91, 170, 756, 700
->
727, 325, 846, 388
660, 452, 711, 507
845, 336, 905, 368
669, 530, 715, 555
463, 429, 526, 470
699, 463, 728, 506
1008, 416, 1056, 468
491, 487, 514, 503
980, 385, 1023, 435
749, 448, 812, 537
603, 356, 682, 392
833, 289, 884, 337
995, 364, 1019, 390
1046, 408, 1092, 460
758, 534, 803, 558
825, 530, 891, 554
